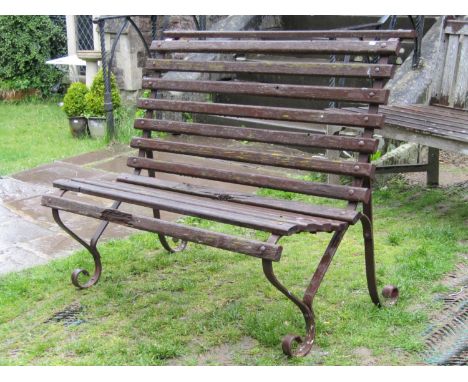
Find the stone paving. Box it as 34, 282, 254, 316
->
0, 139, 289, 275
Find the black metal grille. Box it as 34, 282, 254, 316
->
44, 303, 86, 327
76, 15, 94, 51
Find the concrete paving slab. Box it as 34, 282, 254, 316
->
0, 176, 50, 204
12, 161, 109, 187
0, 217, 55, 249
61, 144, 133, 166
0, 245, 50, 275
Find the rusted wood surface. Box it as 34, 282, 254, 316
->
117, 174, 361, 223
142, 78, 389, 104
53, 178, 345, 234
136, 99, 384, 128
41, 195, 283, 261
146, 59, 395, 79
151, 39, 400, 55
163, 30, 416, 40
127, 157, 371, 203
130, 137, 375, 178
134, 119, 378, 153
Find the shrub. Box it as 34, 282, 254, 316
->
0, 16, 66, 96
63, 82, 89, 117
84, 69, 121, 117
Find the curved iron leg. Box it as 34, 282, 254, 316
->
52, 192, 120, 289
360, 214, 399, 306
262, 258, 316, 357
262, 229, 350, 357
152, 209, 187, 253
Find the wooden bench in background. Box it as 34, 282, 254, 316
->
42, 30, 405, 357
347, 18, 468, 185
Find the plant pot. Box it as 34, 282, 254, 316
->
68, 117, 88, 138
87, 117, 107, 138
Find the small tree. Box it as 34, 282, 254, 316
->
84, 69, 121, 117
63, 82, 89, 117
0, 16, 66, 96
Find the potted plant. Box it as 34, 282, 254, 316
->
62, 82, 89, 138
84, 69, 121, 138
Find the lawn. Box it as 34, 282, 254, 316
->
0, 99, 106, 175
0, 181, 466, 365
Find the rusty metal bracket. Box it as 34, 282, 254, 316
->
51, 190, 121, 289
360, 213, 399, 306
261, 231, 349, 357
153, 209, 188, 253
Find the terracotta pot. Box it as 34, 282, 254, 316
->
68, 117, 88, 138
87, 117, 107, 138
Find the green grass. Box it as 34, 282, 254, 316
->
0, 181, 466, 365
0, 98, 107, 176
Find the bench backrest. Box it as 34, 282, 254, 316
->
430, 19, 468, 109
129, 30, 403, 206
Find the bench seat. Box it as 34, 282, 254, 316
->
51, 177, 351, 235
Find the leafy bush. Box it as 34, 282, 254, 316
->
84, 69, 121, 117
0, 16, 66, 96
63, 82, 89, 117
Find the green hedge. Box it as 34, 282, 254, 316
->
0, 16, 66, 96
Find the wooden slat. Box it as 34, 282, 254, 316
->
142, 78, 389, 104
146, 59, 395, 79
72, 178, 346, 232
151, 39, 400, 55
52, 179, 302, 235
134, 119, 378, 153
454, 34, 468, 109
163, 29, 416, 40
41, 195, 282, 261
385, 105, 468, 124
117, 174, 360, 223
440, 33, 460, 106
380, 106, 468, 133
136, 99, 384, 128
346, 106, 468, 141
445, 20, 468, 36
130, 138, 375, 178
127, 157, 371, 203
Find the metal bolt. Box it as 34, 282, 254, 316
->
133, 158, 137, 163
349, 189, 355, 195
140, 120, 145, 125
375, 67, 380, 72
369, 92, 375, 97
364, 116, 369, 122
144, 100, 149, 105
358, 140, 364, 146
381, 43, 387, 48
354, 165, 360, 171
260, 245, 266, 251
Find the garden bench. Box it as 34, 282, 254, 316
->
346, 18, 468, 185
41, 29, 406, 357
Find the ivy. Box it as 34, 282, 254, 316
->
0, 16, 67, 96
